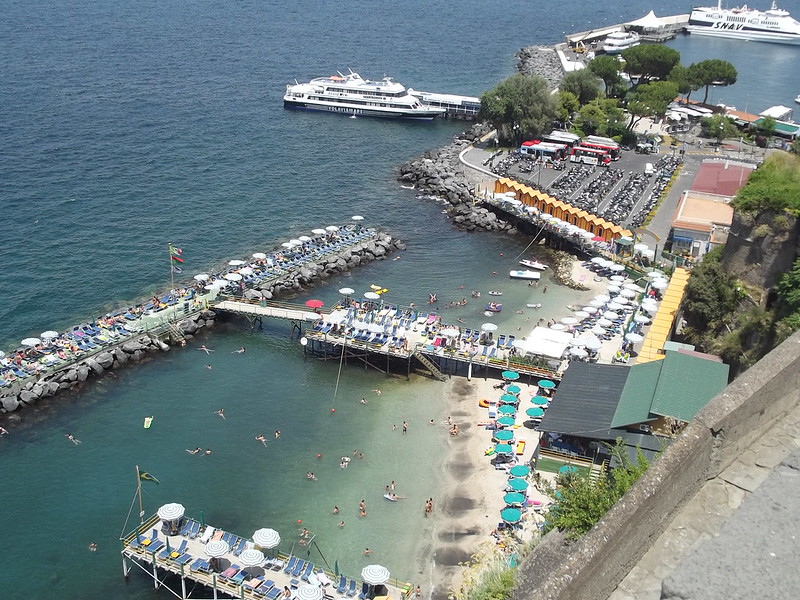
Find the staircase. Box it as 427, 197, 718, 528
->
166, 322, 185, 344
411, 350, 448, 382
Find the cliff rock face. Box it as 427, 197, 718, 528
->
722, 210, 799, 290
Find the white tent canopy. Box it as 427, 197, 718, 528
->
515, 327, 573, 360
627, 10, 666, 30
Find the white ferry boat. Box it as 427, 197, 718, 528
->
519, 259, 549, 271
509, 270, 541, 281
283, 71, 446, 120
687, 1, 800, 45
602, 31, 641, 54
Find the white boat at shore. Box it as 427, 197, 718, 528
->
519, 259, 549, 271
509, 270, 541, 280
688, 1, 800, 45
283, 71, 446, 120
602, 31, 640, 54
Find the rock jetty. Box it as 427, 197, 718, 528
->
515, 45, 566, 89
397, 125, 516, 233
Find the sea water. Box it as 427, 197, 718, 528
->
1, 1, 795, 597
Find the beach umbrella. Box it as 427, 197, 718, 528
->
581, 306, 598, 314
194, 273, 210, 281
298, 235, 312, 242
591, 325, 607, 336
594, 295, 610, 303
310, 228, 326, 235
549, 323, 567, 332
606, 302, 624, 311
252, 528, 281, 549
305, 299, 324, 309
502, 371, 520, 381
526, 407, 544, 418
289, 239, 303, 247
363, 291, 380, 300
590, 256, 605, 264
640, 303, 658, 314
647, 270, 666, 279
40, 330, 59, 340
651, 279, 668, 290
607, 285, 621, 294
499, 394, 518, 405
597, 318, 613, 328
610, 264, 626, 272
504, 492, 526, 506
497, 416, 516, 427
625, 332, 644, 343
538, 379, 556, 389
281, 242, 293, 249
634, 315, 650, 324
574, 311, 590, 319
494, 443, 514, 455
505, 385, 521, 394
494, 430, 514, 442
21, 338, 41, 347
614, 296, 629, 305
238, 267, 254, 276
338, 287, 355, 295
351, 215, 365, 221
157, 502, 185, 522
500, 508, 522, 524
620, 289, 637, 298
440, 328, 460, 338
224, 272, 242, 281
624, 283, 644, 292
238, 548, 265, 568
559, 465, 578, 474
610, 275, 625, 283
361, 564, 390, 585
506, 478, 528, 492
498, 405, 516, 416
509, 465, 530, 478
531, 396, 548, 406
570, 347, 588, 358
589, 299, 606, 308
228, 259, 246, 266
204, 540, 230, 558
616, 236, 633, 246
325, 225, 339, 232
569, 337, 586, 347
252, 252, 267, 260
603, 311, 621, 320
481, 322, 498, 332
584, 335, 602, 351
560, 316, 578, 325
634, 243, 649, 252
296, 585, 324, 600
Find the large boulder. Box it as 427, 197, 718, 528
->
244, 289, 264, 300
77, 366, 90, 381
86, 358, 104, 375
113, 348, 129, 364
122, 340, 146, 353
44, 382, 60, 397
2, 396, 20, 412
95, 352, 114, 369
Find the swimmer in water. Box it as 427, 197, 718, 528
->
185, 447, 202, 454
65, 433, 81, 445
255, 434, 267, 446
216, 409, 225, 419
198, 345, 214, 354
232, 347, 246, 354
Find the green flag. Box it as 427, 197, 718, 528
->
140, 471, 160, 484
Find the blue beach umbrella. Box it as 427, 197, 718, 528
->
503, 492, 526, 506
505, 385, 521, 394
559, 465, 578, 474
494, 443, 514, 455
498, 405, 516, 416
509, 465, 530, 478
526, 407, 544, 418
531, 396, 548, 406
493, 430, 514, 442
499, 394, 518, 405
502, 371, 521, 381
496, 416, 516, 427
500, 508, 522, 523
506, 478, 529, 492
538, 379, 556, 389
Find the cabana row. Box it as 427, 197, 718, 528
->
637, 268, 691, 364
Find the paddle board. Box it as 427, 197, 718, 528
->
383, 494, 398, 502
144, 416, 154, 429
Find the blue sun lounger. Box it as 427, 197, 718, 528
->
292, 559, 306, 577
336, 575, 347, 594
299, 562, 314, 581
175, 553, 193, 566
345, 579, 357, 597
283, 556, 297, 574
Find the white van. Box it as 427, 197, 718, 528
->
644, 163, 654, 176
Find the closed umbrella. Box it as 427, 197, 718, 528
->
526, 407, 544, 418
500, 508, 522, 523
252, 528, 281, 549
238, 548, 265, 568
509, 465, 530, 478
204, 540, 230, 558
502, 370, 520, 381
531, 396, 548, 406
504, 492, 526, 506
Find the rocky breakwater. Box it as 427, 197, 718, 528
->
0, 311, 218, 415
516, 45, 565, 89
397, 125, 516, 233
235, 232, 405, 302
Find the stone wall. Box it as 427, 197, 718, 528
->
515, 45, 565, 89
511, 329, 800, 600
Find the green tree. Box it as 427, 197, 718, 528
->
620, 44, 681, 85
699, 114, 739, 144
577, 98, 625, 137
625, 80, 679, 130
759, 115, 777, 147
588, 55, 623, 95
732, 152, 800, 214
687, 59, 738, 104
560, 69, 603, 105
557, 90, 580, 127
479, 74, 558, 145
668, 64, 701, 104
790, 138, 800, 156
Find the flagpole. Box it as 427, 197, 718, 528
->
168, 242, 175, 291
136, 465, 145, 525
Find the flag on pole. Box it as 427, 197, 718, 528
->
171, 255, 184, 263
169, 245, 183, 256
140, 471, 160, 484
171, 265, 183, 274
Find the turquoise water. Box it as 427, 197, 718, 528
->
1, 1, 794, 598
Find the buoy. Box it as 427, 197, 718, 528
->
331, 408, 335, 413
478, 399, 490, 408
297, 520, 302, 524
316, 454, 322, 459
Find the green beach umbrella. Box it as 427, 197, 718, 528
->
500, 508, 522, 523
531, 395, 548, 406
499, 394, 518, 404
505, 385, 521, 394
526, 407, 544, 418
506, 477, 528, 492
559, 465, 578, 474
502, 371, 520, 381
498, 405, 516, 416
493, 430, 514, 442
509, 465, 530, 478
494, 443, 514, 455
496, 416, 516, 427
503, 492, 526, 506
537, 379, 556, 389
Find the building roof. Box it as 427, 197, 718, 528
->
649, 351, 729, 423
538, 362, 630, 439
611, 361, 662, 428
725, 108, 760, 124
690, 161, 754, 197
759, 105, 793, 121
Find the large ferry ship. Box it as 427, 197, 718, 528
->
283, 71, 446, 120
687, 1, 800, 44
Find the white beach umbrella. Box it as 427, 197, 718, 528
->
363, 292, 380, 300
41, 331, 59, 340
625, 332, 644, 343
311, 228, 327, 235
634, 243, 649, 252
238, 548, 265, 568
641, 304, 658, 314
584, 335, 603, 351
238, 267, 254, 276
597, 318, 614, 327
204, 540, 230, 558
252, 252, 267, 260
620, 289, 637, 298
560, 316, 578, 325
224, 273, 243, 281
325, 225, 339, 232
634, 315, 651, 324
338, 287, 355, 295
157, 503, 185, 522
610, 275, 626, 283
228, 259, 246, 266
481, 323, 498, 332
651, 279, 668, 290
624, 283, 645, 292
610, 264, 626, 272
574, 311, 590, 319
298, 235, 313, 242
351, 215, 365, 221
594, 295, 610, 303
21, 338, 41, 347
441, 328, 460, 338
296, 586, 324, 600
569, 336, 586, 347
361, 565, 390, 585
591, 326, 608, 336
647, 270, 666, 279
570, 347, 588, 358
589, 299, 606, 308
281, 242, 293, 249
194, 273, 210, 281
642, 249, 656, 260
582, 306, 598, 314
603, 311, 621, 320
289, 239, 303, 246
549, 323, 566, 330
607, 285, 621, 294
0, 351, 5, 358
614, 296, 630, 305
606, 302, 624, 311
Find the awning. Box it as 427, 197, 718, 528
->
672, 235, 694, 244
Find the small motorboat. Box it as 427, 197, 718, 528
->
383, 493, 398, 502
519, 259, 548, 271
488, 290, 503, 296
509, 270, 541, 280
485, 302, 503, 313
526, 303, 542, 309
796, 94, 800, 105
